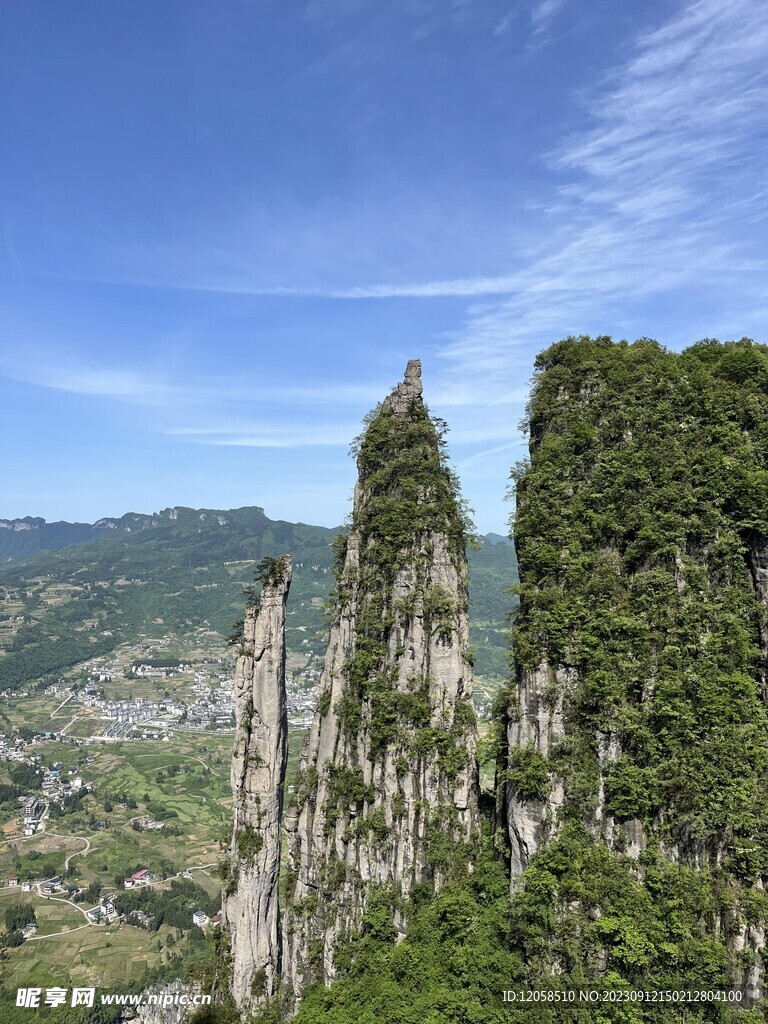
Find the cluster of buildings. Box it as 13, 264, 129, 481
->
41, 875, 73, 896
131, 662, 194, 678
286, 683, 320, 726
0, 734, 37, 763
0, 736, 92, 835
123, 868, 155, 889
44, 666, 239, 736
3, 875, 80, 898
97, 678, 236, 734
132, 816, 165, 831
182, 677, 234, 730
101, 696, 179, 738
126, 908, 154, 928
42, 765, 86, 802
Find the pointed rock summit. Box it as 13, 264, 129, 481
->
223, 556, 291, 1010
282, 360, 480, 999
385, 357, 423, 413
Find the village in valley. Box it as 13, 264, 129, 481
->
0, 629, 321, 988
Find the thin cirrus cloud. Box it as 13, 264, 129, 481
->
0, 357, 368, 447
440, 0, 768, 377
1, 352, 521, 451
530, 0, 566, 35
455, 441, 526, 469
166, 423, 360, 448
91, 0, 764, 361
1, 354, 379, 411
493, 0, 566, 40
281, 0, 766, 380
1, 362, 182, 405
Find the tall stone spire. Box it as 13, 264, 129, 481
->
223, 556, 291, 1010
282, 361, 480, 1000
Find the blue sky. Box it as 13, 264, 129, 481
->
2, 0, 766, 533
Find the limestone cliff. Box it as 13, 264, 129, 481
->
223, 556, 291, 1010
283, 360, 480, 998
499, 336, 768, 1004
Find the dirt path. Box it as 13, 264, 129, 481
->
33, 884, 93, 923
134, 752, 222, 777
25, 921, 92, 941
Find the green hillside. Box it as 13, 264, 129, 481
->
0, 506, 517, 693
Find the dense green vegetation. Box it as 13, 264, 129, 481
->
2, 901, 36, 946
351, 401, 473, 570
511, 337, 768, 853
467, 536, 517, 680
285, 839, 521, 1024
252, 834, 759, 1023
495, 336, 768, 1015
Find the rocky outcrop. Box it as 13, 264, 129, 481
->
128, 981, 201, 1024
282, 360, 480, 999
223, 556, 291, 1010
502, 663, 567, 879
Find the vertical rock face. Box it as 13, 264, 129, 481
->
283, 360, 480, 998
502, 663, 567, 878
500, 337, 768, 1004
224, 556, 291, 1010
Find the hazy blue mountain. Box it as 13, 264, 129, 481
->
482, 531, 513, 546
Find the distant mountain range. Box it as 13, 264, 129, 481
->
0, 506, 284, 559
0, 506, 517, 691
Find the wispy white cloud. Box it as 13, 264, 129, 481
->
438, 0, 768, 378
1, 355, 380, 409
328, 276, 519, 298
168, 424, 358, 447
3, 362, 181, 406
530, 0, 565, 36
455, 440, 525, 468
1, 348, 521, 454
492, 11, 514, 37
